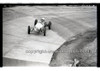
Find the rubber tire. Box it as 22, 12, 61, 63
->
48, 21, 52, 30
43, 28, 46, 36
34, 19, 38, 26
28, 26, 30, 34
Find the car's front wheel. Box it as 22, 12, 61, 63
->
28, 26, 30, 34
43, 27, 46, 36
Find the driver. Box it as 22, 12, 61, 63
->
34, 18, 46, 31
40, 18, 45, 25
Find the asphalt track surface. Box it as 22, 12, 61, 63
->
3, 6, 97, 66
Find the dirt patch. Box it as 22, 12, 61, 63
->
49, 28, 97, 66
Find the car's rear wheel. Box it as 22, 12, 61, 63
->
34, 19, 38, 26
28, 26, 30, 34
48, 21, 52, 30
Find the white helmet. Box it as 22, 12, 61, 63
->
41, 18, 45, 21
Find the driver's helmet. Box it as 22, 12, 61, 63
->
41, 18, 45, 22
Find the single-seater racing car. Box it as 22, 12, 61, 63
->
28, 18, 52, 36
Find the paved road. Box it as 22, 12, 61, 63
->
3, 16, 65, 66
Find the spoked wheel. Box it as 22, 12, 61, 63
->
34, 19, 38, 26
28, 26, 30, 34
48, 21, 52, 30
43, 27, 46, 36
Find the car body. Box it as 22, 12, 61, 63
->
28, 19, 52, 36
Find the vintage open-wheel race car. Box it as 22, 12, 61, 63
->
28, 19, 52, 36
